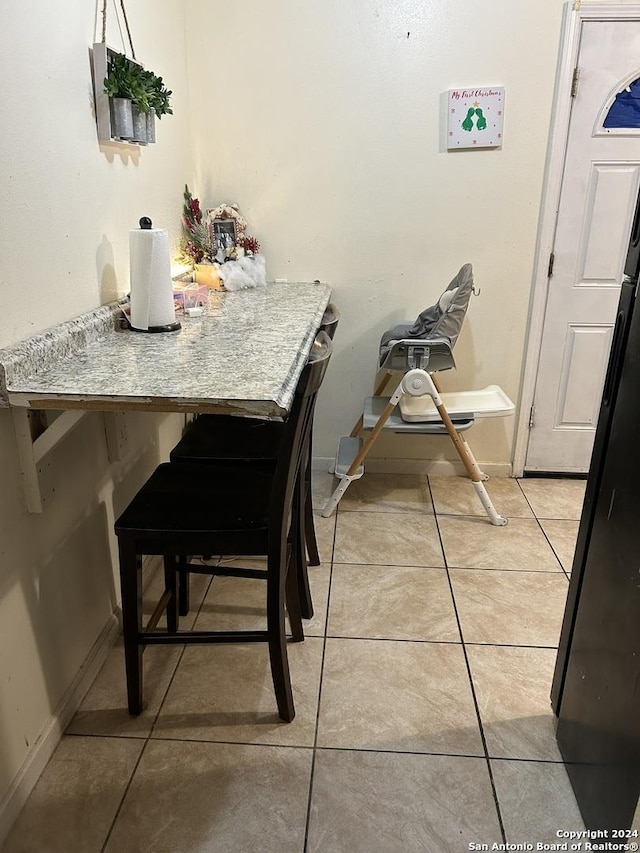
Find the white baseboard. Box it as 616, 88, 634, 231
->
313, 455, 512, 478
0, 555, 161, 847
0, 612, 121, 846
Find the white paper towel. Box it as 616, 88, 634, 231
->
129, 227, 176, 330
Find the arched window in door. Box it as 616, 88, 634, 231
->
597, 72, 640, 134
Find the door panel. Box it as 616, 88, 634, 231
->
556, 325, 613, 428
526, 20, 640, 472
579, 165, 640, 284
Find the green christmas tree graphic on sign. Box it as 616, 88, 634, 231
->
462, 103, 487, 132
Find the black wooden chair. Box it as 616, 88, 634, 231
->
169, 303, 340, 618
114, 331, 333, 722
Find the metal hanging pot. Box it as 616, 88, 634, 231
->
109, 97, 134, 140
146, 110, 156, 144
131, 105, 148, 144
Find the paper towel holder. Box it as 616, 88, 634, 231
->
129, 217, 182, 334
123, 309, 181, 334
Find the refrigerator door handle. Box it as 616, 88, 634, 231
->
630, 193, 640, 254
603, 309, 627, 407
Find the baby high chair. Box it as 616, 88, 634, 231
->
322, 264, 514, 525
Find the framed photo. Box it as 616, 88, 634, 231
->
211, 219, 237, 253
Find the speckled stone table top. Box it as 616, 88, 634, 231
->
0, 282, 331, 416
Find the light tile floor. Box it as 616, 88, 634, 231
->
2, 474, 587, 853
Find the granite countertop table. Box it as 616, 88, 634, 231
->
0, 282, 331, 417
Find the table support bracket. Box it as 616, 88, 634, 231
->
12, 408, 87, 513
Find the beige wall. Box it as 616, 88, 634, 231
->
0, 0, 190, 814
186, 0, 565, 468
0, 1, 191, 346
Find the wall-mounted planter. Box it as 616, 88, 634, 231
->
93, 43, 136, 144
91, 43, 170, 146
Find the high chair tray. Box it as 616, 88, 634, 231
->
363, 397, 474, 433
399, 384, 515, 423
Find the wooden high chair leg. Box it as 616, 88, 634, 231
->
323, 381, 405, 517
346, 398, 398, 475
430, 374, 489, 482
349, 371, 392, 437
459, 434, 489, 481
432, 399, 506, 526
325, 369, 506, 525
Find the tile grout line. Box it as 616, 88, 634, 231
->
80, 730, 569, 766
515, 478, 574, 579
426, 475, 508, 845
100, 573, 214, 852
302, 504, 338, 853
536, 524, 572, 581
317, 633, 560, 650
327, 559, 565, 573
100, 738, 151, 853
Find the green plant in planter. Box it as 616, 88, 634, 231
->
149, 73, 173, 119
104, 52, 139, 101
103, 52, 172, 142
104, 53, 172, 115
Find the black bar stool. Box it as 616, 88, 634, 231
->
114, 332, 333, 722
169, 303, 340, 618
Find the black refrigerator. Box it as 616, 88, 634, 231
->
551, 191, 640, 830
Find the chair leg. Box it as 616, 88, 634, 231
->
118, 540, 144, 715
163, 555, 179, 632
304, 485, 320, 565
267, 548, 295, 722
294, 475, 314, 619
304, 441, 321, 567
178, 559, 190, 616
285, 545, 304, 643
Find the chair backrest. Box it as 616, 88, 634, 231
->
320, 303, 340, 341
268, 331, 333, 544
309, 308, 339, 440
406, 263, 474, 348
378, 264, 475, 370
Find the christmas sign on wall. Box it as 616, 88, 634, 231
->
447, 87, 505, 150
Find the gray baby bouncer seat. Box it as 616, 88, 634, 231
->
322, 264, 515, 524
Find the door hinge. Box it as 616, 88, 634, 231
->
548, 252, 555, 278
571, 67, 580, 98
529, 405, 535, 429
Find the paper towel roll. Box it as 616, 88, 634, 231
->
129, 227, 176, 330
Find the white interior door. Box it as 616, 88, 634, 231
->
526, 19, 640, 473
